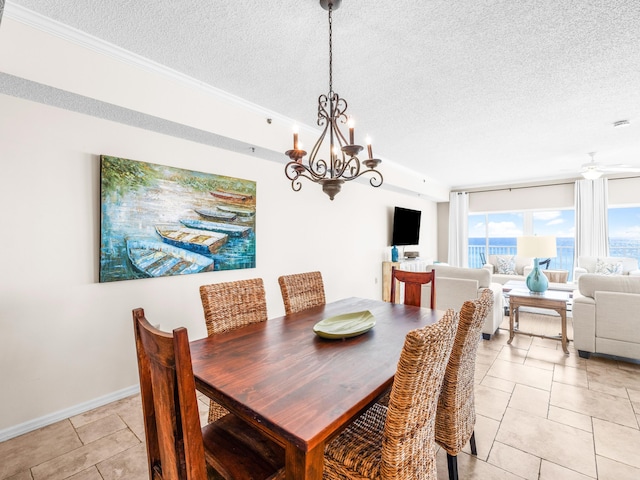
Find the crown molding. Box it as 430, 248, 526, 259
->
3, 2, 293, 124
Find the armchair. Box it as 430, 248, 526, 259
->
573, 274, 640, 361
426, 264, 504, 339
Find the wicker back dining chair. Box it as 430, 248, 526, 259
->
199, 278, 268, 422
323, 309, 459, 479
435, 288, 493, 480
390, 266, 436, 308
132, 308, 285, 480
277, 271, 326, 315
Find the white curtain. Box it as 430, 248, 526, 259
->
448, 192, 469, 267
575, 178, 609, 258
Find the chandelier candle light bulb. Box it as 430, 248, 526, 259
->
348, 117, 355, 144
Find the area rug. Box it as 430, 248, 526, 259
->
499, 311, 574, 340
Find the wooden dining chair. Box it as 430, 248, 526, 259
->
277, 271, 326, 315
323, 309, 459, 479
199, 278, 268, 422
435, 289, 493, 480
132, 308, 285, 480
390, 266, 436, 308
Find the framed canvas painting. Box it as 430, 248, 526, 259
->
100, 155, 256, 282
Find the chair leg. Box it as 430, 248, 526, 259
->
470, 430, 477, 455
446, 453, 458, 480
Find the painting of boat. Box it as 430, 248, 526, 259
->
155, 224, 228, 255
210, 190, 254, 203
179, 218, 252, 237
195, 208, 237, 221
126, 238, 214, 277
216, 204, 255, 217
100, 155, 256, 282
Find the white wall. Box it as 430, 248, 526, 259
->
0, 13, 442, 437
0, 93, 437, 436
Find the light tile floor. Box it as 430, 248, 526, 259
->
2, 317, 640, 480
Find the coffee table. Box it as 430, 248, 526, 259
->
503, 279, 575, 294
504, 287, 572, 354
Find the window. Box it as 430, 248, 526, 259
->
468, 212, 523, 268
608, 206, 640, 262
469, 209, 575, 278
532, 210, 575, 274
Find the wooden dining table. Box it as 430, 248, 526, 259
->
189, 296, 442, 480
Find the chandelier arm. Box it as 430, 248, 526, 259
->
333, 96, 349, 128
331, 120, 348, 148
285, 167, 332, 192
316, 94, 330, 127
308, 124, 330, 178
285, 160, 327, 182
366, 170, 384, 187
343, 168, 384, 187
334, 155, 361, 179
290, 178, 303, 192
326, 165, 383, 186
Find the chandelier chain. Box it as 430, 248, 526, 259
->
328, 4, 333, 95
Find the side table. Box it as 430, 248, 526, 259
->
506, 288, 572, 355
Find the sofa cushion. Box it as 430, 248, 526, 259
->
429, 264, 491, 289
497, 256, 516, 275
488, 254, 532, 276
595, 258, 623, 275
578, 273, 640, 298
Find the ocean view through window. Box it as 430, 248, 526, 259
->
469, 210, 575, 278
609, 206, 640, 260
469, 207, 640, 281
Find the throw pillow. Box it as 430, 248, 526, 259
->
497, 256, 516, 275
595, 258, 623, 275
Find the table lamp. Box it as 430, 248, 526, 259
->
516, 235, 557, 294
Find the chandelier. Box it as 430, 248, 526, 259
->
284, 0, 383, 200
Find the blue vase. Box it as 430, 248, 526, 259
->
526, 258, 549, 293
391, 245, 399, 262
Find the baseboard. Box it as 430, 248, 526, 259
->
0, 384, 140, 442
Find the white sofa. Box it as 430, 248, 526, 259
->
483, 254, 533, 284
573, 256, 640, 282
424, 264, 504, 339
573, 274, 640, 361
484, 254, 571, 285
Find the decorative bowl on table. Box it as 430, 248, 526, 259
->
313, 310, 376, 339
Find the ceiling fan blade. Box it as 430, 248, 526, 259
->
600, 164, 640, 173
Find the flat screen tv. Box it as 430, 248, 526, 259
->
392, 207, 421, 246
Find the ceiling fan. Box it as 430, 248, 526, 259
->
579, 152, 640, 180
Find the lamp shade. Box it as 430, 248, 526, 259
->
517, 236, 557, 258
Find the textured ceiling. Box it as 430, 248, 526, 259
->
7, 0, 640, 189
